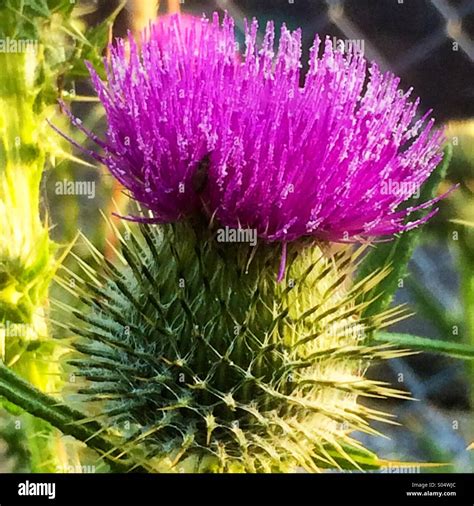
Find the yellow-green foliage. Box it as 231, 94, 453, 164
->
0, 0, 112, 471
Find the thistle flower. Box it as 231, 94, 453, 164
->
67, 13, 237, 223
57, 13, 449, 473
206, 20, 446, 244
66, 13, 446, 244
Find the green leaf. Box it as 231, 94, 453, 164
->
0, 408, 30, 471
317, 441, 383, 470
66, 0, 126, 79
405, 277, 458, 338
24, 0, 50, 17
48, 0, 74, 16
375, 331, 474, 360
356, 144, 453, 319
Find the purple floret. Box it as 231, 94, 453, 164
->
64, 13, 238, 223
206, 20, 446, 243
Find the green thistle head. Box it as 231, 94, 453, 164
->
60, 218, 409, 473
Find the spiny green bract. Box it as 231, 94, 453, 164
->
59, 219, 409, 473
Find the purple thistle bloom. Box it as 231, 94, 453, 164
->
60, 13, 448, 247
206, 19, 447, 244
61, 14, 237, 223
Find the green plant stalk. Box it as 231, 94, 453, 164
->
458, 238, 474, 408
375, 331, 474, 359
0, 48, 73, 472
0, 362, 148, 472
0, 0, 126, 472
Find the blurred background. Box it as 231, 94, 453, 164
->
1, 0, 473, 472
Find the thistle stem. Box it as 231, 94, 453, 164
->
0, 362, 146, 473
458, 239, 474, 409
